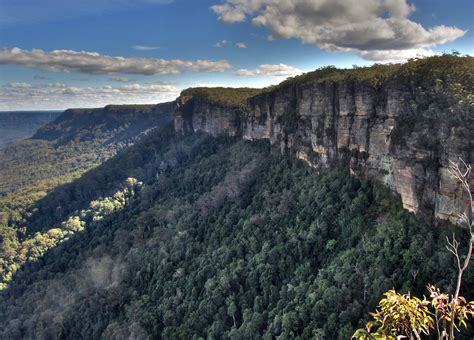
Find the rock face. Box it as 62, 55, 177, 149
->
174, 77, 472, 224
175, 96, 242, 137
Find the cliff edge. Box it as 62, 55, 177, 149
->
175, 55, 473, 224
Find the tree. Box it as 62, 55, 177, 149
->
226, 296, 237, 328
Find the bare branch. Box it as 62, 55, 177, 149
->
446, 157, 473, 339
446, 234, 462, 270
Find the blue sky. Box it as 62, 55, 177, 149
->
0, 0, 473, 110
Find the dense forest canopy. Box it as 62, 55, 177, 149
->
1, 124, 472, 338
179, 87, 263, 108
275, 54, 473, 89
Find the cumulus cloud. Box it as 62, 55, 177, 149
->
236, 63, 302, 77
0, 82, 180, 110
132, 45, 160, 51
211, 0, 466, 61
0, 47, 232, 75
214, 40, 228, 47
235, 42, 247, 48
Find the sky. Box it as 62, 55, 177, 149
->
0, 0, 473, 110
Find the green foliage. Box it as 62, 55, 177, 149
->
428, 285, 474, 335
180, 87, 263, 108
276, 53, 473, 90
354, 286, 474, 339
388, 55, 473, 150
0, 178, 142, 288
0, 129, 472, 339
358, 289, 434, 338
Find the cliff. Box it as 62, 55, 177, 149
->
34, 102, 174, 144
175, 56, 473, 224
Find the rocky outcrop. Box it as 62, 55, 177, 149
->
174, 72, 472, 224
175, 96, 243, 137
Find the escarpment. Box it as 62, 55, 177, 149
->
174, 56, 473, 224
0, 102, 174, 194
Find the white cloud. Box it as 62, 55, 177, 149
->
236, 63, 303, 77
132, 45, 160, 51
211, 0, 466, 61
236, 42, 247, 48
214, 40, 228, 47
358, 48, 436, 63
0, 82, 180, 110
0, 47, 232, 75
8, 82, 33, 88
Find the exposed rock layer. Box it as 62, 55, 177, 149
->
174, 78, 472, 224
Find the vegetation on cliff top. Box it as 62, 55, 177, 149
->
277, 53, 473, 88
178, 55, 473, 117
180, 87, 263, 108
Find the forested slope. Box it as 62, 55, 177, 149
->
1, 125, 472, 339
0, 103, 173, 195
0, 111, 61, 149
0, 103, 173, 288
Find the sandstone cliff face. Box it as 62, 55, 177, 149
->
174, 79, 472, 224
175, 96, 243, 137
